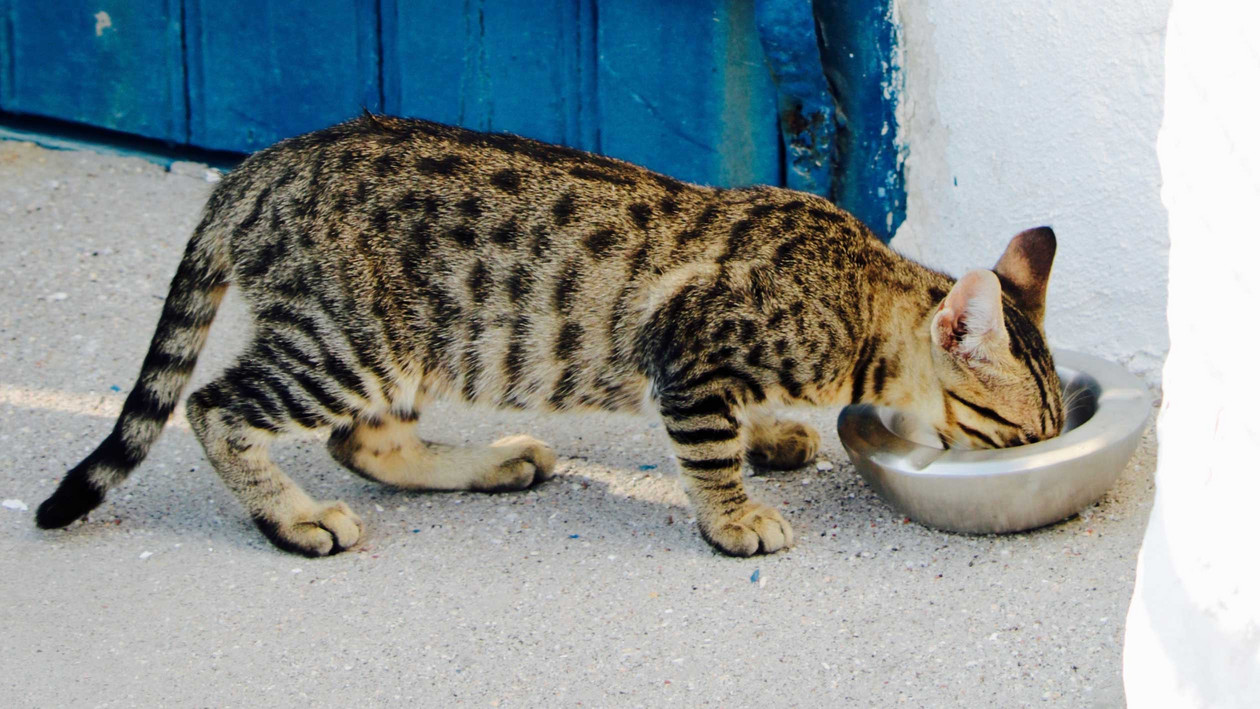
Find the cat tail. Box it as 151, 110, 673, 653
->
36, 211, 232, 529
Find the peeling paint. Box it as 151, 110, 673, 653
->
813, 0, 906, 241
754, 0, 836, 198
93, 11, 111, 38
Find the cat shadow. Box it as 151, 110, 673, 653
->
33, 429, 897, 560
26, 417, 712, 557
24, 402, 1119, 560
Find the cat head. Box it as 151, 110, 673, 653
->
927, 227, 1064, 449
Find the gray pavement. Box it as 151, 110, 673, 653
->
0, 141, 1155, 707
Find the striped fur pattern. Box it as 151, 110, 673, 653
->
37, 114, 1063, 557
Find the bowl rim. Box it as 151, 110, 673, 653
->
836, 349, 1153, 478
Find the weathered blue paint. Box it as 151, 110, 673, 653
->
753, 0, 836, 198
385, 0, 778, 188
0, 0, 902, 217
184, 0, 379, 152
0, 0, 13, 110
381, 0, 599, 153
1, 0, 185, 143
596, 0, 780, 187
813, 0, 905, 241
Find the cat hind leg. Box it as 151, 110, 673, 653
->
744, 411, 820, 471
186, 376, 364, 557
326, 411, 557, 493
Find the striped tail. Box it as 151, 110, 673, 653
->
36, 218, 231, 529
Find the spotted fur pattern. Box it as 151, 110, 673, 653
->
37, 114, 1063, 557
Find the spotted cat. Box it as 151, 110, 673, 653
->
36, 114, 1063, 557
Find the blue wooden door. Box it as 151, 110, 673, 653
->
183, 0, 380, 152
0, 0, 186, 142
382, 0, 597, 153
381, 0, 778, 187
0, 0, 904, 237
594, 0, 779, 187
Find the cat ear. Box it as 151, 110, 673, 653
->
993, 226, 1056, 327
932, 269, 1008, 362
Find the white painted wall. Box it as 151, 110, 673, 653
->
1123, 1, 1260, 704
890, 0, 1170, 384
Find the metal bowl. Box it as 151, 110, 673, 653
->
836, 350, 1152, 534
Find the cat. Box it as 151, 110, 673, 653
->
36, 113, 1064, 557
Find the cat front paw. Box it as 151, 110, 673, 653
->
253, 500, 364, 557
698, 501, 795, 557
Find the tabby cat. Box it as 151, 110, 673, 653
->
36, 114, 1063, 557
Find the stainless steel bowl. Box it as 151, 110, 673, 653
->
836, 350, 1152, 534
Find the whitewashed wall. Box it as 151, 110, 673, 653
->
1122, 0, 1260, 704
890, 0, 1170, 384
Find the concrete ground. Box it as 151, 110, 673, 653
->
0, 141, 1157, 707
